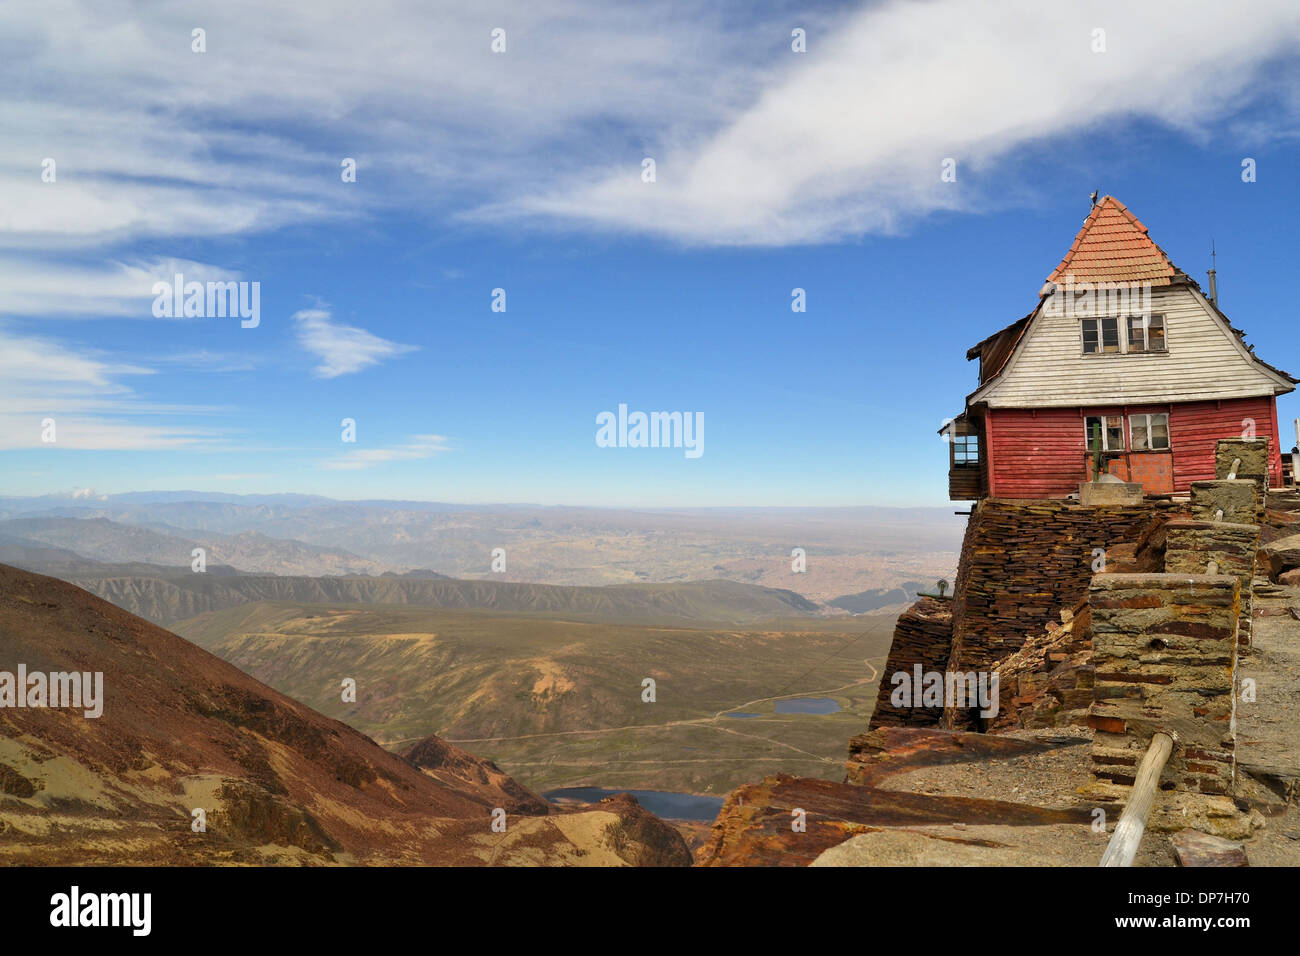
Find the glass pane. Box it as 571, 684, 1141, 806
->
1101, 318, 1119, 352
1106, 416, 1125, 450
1085, 418, 1103, 450
1148, 316, 1166, 351
1128, 316, 1145, 351
1131, 416, 1149, 450
1151, 415, 1170, 449
1082, 320, 1098, 353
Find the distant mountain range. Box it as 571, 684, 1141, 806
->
0, 492, 961, 603
71, 570, 819, 629
0, 516, 392, 577
0, 511, 938, 629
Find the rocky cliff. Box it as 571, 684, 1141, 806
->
700, 480, 1300, 867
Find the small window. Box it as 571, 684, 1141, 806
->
952, 434, 979, 466
1130, 413, 1171, 451
1085, 415, 1125, 451
1148, 315, 1166, 351
1082, 318, 1120, 354
1127, 316, 1145, 352
1126, 315, 1166, 353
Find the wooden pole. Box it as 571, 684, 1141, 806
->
1100, 732, 1175, 867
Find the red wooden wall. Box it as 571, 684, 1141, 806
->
1168, 396, 1282, 488
985, 407, 1085, 498
986, 396, 1282, 498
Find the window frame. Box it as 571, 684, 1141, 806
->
1081, 317, 1122, 355
1129, 412, 1171, 451
1084, 414, 1126, 452
1125, 314, 1167, 353
1081, 314, 1168, 355
951, 433, 980, 467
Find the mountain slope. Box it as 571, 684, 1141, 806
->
0, 564, 690, 866
0, 516, 391, 577
70, 571, 820, 628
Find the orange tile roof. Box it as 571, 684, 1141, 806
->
1046, 195, 1180, 286
962, 195, 1297, 395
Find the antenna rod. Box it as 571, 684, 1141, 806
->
1207, 240, 1218, 307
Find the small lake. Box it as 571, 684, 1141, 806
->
773, 696, 841, 715
544, 787, 724, 822
722, 711, 761, 719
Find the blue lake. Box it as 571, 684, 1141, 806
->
723, 711, 762, 719
773, 697, 841, 715
543, 787, 724, 822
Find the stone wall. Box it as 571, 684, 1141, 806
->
867, 597, 952, 729
1215, 437, 1271, 492
987, 603, 1094, 731
1087, 573, 1239, 797
1190, 478, 1262, 525
1165, 517, 1259, 650
942, 498, 1180, 728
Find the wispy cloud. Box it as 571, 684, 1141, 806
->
0, 327, 226, 450
3, 0, 1298, 256
0, 257, 243, 319
292, 308, 418, 378
321, 434, 452, 470
496, 0, 1300, 244
149, 349, 259, 373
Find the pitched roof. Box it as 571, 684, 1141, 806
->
964, 310, 1033, 382
1046, 195, 1180, 286
963, 196, 1296, 400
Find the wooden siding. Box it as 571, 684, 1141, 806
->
973, 285, 1289, 408
949, 464, 983, 500
1168, 396, 1283, 488
987, 408, 1086, 498
986, 397, 1285, 497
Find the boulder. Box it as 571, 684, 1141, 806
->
1262, 533, 1300, 581
1171, 830, 1249, 867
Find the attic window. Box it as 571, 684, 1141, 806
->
1130, 413, 1170, 451
1082, 317, 1120, 354
1127, 315, 1166, 353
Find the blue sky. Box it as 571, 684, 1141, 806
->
2, 1, 1298, 506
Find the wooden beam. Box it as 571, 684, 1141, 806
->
1100, 732, 1176, 867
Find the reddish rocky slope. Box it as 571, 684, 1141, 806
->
0, 563, 689, 866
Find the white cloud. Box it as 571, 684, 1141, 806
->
0, 328, 226, 450
0, 257, 242, 318
0, 1, 757, 251
148, 349, 258, 373
321, 434, 452, 470
2, 0, 1297, 256
497, 0, 1300, 244
292, 308, 418, 378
